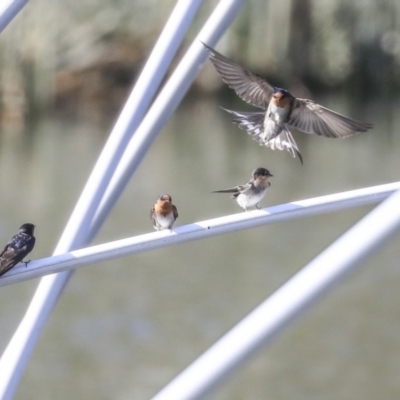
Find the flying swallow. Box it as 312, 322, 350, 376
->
212, 167, 273, 211
203, 43, 373, 163
150, 194, 178, 230
0, 223, 36, 277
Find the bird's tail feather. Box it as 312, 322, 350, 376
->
269, 125, 303, 164
211, 188, 238, 194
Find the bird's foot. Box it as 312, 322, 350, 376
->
23, 260, 31, 268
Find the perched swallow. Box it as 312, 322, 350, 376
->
203, 43, 373, 163
0, 223, 36, 277
150, 194, 178, 230
212, 167, 273, 211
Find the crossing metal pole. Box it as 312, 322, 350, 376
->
0, 0, 28, 33
0, 1, 208, 399
152, 189, 400, 400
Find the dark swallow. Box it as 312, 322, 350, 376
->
212, 167, 273, 211
203, 43, 373, 163
150, 194, 178, 230
0, 223, 36, 277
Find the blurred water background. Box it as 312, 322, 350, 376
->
0, 1, 400, 399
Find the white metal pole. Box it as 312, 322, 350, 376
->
55, 0, 203, 253
151, 189, 400, 400
0, 0, 28, 33
89, 0, 245, 238
0, 182, 398, 287
0, 2, 205, 399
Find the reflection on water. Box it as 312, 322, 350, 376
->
0, 97, 399, 400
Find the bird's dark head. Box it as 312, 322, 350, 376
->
272, 88, 292, 107
273, 88, 291, 99
253, 167, 273, 179
19, 223, 35, 235
158, 194, 172, 203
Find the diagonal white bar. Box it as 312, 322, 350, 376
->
0, 182, 399, 287
0, 1, 204, 399
151, 188, 400, 400
0, 0, 28, 33
0, 2, 245, 399
89, 0, 245, 238
55, 0, 203, 253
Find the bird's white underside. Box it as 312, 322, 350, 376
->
155, 213, 175, 230
236, 190, 267, 210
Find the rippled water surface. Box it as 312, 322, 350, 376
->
0, 96, 399, 400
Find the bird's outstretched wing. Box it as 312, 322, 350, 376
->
287, 99, 373, 138
203, 43, 273, 109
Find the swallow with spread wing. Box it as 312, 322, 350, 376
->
203, 43, 373, 163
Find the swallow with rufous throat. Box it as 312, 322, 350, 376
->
212, 167, 273, 211
0, 223, 36, 277
150, 194, 178, 230
203, 43, 373, 163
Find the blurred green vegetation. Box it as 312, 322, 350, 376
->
1, 0, 400, 127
